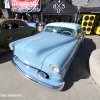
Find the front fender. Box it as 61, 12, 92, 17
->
41, 40, 78, 81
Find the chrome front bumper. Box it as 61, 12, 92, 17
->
12, 55, 64, 90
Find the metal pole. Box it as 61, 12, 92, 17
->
74, 13, 77, 23
41, 13, 43, 23
77, 6, 80, 24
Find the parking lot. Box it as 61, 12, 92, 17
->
0, 35, 100, 100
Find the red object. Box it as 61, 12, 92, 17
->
10, 0, 39, 8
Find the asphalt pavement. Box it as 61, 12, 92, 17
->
0, 35, 100, 100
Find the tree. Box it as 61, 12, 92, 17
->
0, 0, 4, 13
41, 0, 72, 7
68, 0, 72, 4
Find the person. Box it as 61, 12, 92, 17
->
45, 17, 49, 24
49, 18, 53, 23
27, 14, 32, 22
21, 15, 25, 21
8, 14, 11, 18
69, 16, 72, 22
32, 14, 36, 22
57, 16, 61, 22
15, 14, 20, 19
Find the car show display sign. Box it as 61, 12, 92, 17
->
42, 0, 77, 14
9, 0, 41, 13
4, 0, 11, 9
53, 0, 65, 13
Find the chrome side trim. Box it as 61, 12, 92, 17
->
12, 58, 64, 90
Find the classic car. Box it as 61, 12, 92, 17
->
0, 19, 38, 54
9, 22, 85, 90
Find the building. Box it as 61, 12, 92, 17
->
72, 0, 92, 6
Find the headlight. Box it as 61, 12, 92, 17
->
37, 71, 47, 79
49, 64, 59, 73
9, 43, 13, 50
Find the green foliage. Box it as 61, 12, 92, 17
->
41, 0, 72, 7
0, 0, 4, 13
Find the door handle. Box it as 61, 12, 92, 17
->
6, 37, 12, 41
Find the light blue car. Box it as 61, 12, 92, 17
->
9, 22, 85, 90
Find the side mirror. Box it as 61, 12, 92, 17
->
78, 33, 81, 37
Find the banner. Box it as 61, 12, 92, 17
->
4, 0, 11, 9
10, 0, 41, 13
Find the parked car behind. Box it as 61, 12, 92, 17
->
0, 19, 38, 54
9, 22, 85, 90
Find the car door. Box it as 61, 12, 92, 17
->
74, 26, 84, 49
70, 27, 82, 56
1, 21, 21, 47
19, 22, 32, 37
77, 27, 84, 43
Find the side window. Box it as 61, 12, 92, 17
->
19, 23, 26, 28
76, 27, 83, 37
77, 27, 82, 34
3, 23, 19, 29
3, 23, 10, 29
11, 23, 19, 29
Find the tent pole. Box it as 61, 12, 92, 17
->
77, 12, 80, 24
74, 13, 77, 23
41, 13, 43, 23
77, 6, 80, 24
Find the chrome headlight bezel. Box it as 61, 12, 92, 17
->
49, 64, 59, 73
9, 43, 13, 50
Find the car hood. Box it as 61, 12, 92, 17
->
14, 32, 75, 69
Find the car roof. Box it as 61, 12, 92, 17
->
46, 22, 80, 31
0, 19, 24, 24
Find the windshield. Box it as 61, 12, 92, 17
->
44, 26, 75, 36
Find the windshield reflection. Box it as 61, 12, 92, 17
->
44, 26, 75, 36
